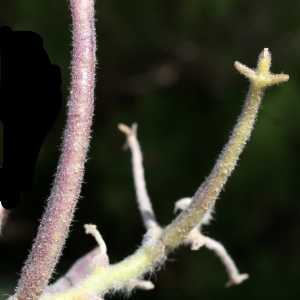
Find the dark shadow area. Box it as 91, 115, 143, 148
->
0, 26, 62, 209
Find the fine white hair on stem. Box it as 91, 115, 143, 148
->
174, 197, 214, 227
15, 0, 97, 298
118, 123, 158, 229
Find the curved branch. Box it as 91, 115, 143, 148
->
162, 49, 289, 249
118, 123, 158, 229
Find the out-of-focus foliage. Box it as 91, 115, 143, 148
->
1, 0, 300, 299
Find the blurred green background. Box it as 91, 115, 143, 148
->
1, 0, 300, 299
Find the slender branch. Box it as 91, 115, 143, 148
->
15, 0, 96, 299
203, 236, 249, 287
162, 48, 289, 249
84, 224, 107, 255
118, 123, 158, 229
184, 228, 249, 285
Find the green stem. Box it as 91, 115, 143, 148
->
162, 49, 289, 249
40, 240, 166, 300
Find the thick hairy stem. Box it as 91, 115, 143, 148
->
162, 49, 289, 249
15, 0, 96, 299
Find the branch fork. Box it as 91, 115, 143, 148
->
0, 9, 289, 297
174, 197, 249, 286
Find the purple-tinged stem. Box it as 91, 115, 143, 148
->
15, 0, 96, 299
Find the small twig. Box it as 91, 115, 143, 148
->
131, 280, 154, 290
203, 236, 249, 287
118, 123, 158, 229
84, 224, 107, 255
185, 229, 248, 286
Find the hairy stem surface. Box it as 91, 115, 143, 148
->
39, 240, 165, 300
162, 49, 289, 249
15, 0, 96, 299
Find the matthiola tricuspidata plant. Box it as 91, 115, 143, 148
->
0, 0, 289, 299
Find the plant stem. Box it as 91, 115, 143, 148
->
39, 239, 166, 300
118, 123, 158, 229
15, 0, 96, 299
162, 49, 289, 249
